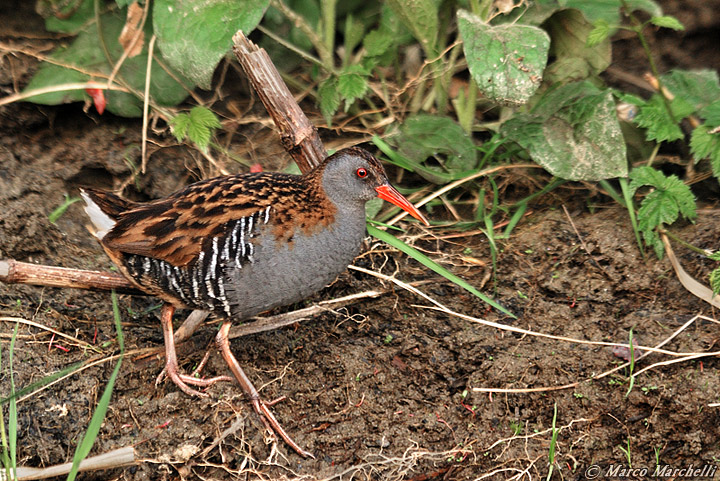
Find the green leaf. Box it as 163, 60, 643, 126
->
169, 107, 220, 151
337, 71, 368, 110
23, 10, 191, 117
393, 114, 477, 183
633, 94, 692, 142
153, 0, 270, 90
190, 106, 222, 129
563, 0, 661, 24
42, 0, 95, 34
700, 100, 720, 128
650, 15, 684, 30
690, 125, 720, 180
386, 0, 438, 56
661, 70, 720, 115
368, 225, 515, 318
587, 19, 611, 47
633, 94, 684, 142
629, 166, 697, 257
49, 195, 81, 224
457, 9, 549, 105
67, 292, 125, 481
545, 9, 611, 76
170, 112, 191, 142
318, 76, 341, 126
364, 29, 394, 57
501, 81, 628, 181
710, 267, 720, 296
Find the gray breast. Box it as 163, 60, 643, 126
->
221, 208, 367, 320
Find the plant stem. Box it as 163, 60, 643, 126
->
620, 0, 676, 125
256, 25, 325, 68
661, 228, 711, 256
271, 0, 335, 72
321, 0, 337, 67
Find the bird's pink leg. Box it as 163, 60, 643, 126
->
215, 321, 314, 458
157, 303, 232, 396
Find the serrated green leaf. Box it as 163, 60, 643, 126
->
189, 106, 222, 129
337, 72, 368, 109
546, 9, 611, 76
700, 100, 720, 128
587, 19, 611, 47
690, 125, 720, 180
710, 267, 720, 296
633, 94, 684, 142
393, 114, 477, 183
629, 166, 697, 258
364, 29, 394, 57
170, 113, 191, 142
154, 0, 269, 90
637, 189, 679, 230
628, 164, 667, 192
458, 10, 549, 105
661, 70, 720, 115
318, 76, 341, 126
386, 0, 438, 56
650, 15, 684, 30
187, 121, 212, 152
501, 81, 628, 181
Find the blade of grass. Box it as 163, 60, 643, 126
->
368, 224, 515, 318
9, 324, 17, 480
546, 402, 559, 481
367, 218, 405, 232
48, 195, 81, 224
0, 360, 87, 406
0, 323, 19, 481
372, 135, 489, 183
67, 291, 125, 481
625, 328, 636, 397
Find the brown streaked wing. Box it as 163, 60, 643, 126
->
102, 174, 276, 267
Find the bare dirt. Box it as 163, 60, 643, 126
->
1, 1, 720, 480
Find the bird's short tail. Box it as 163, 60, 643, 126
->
80, 188, 136, 240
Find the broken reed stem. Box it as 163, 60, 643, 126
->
231, 30, 326, 174
0, 259, 141, 295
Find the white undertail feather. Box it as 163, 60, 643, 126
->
80, 190, 116, 240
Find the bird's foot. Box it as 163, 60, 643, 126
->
156, 360, 234, 397
157, 303, 232, 397
216, 321, 314, 459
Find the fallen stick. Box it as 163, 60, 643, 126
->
0, 259, 140, 295
11, 446, 135, 481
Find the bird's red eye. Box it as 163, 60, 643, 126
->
356, 167, 368, 178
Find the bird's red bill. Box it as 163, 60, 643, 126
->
375, 184, 429, 226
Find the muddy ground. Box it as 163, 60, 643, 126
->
1, 1, 719, 480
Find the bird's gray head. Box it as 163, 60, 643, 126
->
315, 147, 429, 225
318, 147, 389, 206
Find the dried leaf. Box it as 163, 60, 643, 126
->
119, 2, 145, 58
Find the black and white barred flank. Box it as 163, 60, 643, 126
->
124, 206, 272, 316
